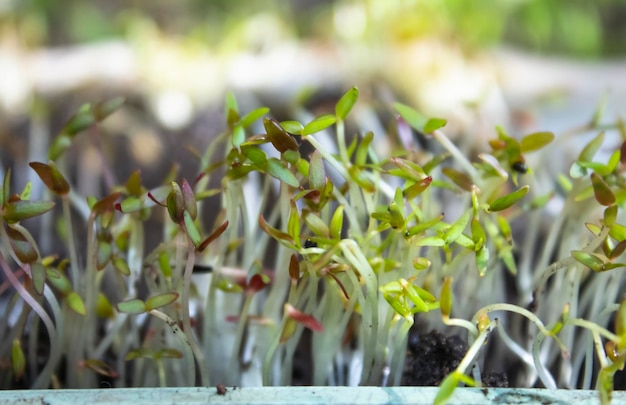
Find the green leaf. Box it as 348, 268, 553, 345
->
591, 173, 616, 206
2, 168, 10, 207
145, 292, 179, 311
283, 150, 300, 164
31, 262, 46, 296
166, 183, 185, 223
394, 102, 427, 133
520, 131, 554, 153
156, 349, 184, 360
239, 107, 269, 128
415, 236, 445, 247
423, 118, 447, 133
28, 161, 70, 196
412, 257, 431, 270
579, 132, 605, 162
488, 186, 529, 212
287, 201, 301, 246
12, 339, 25, 381
569, 162, 587, 179
96, 293, 114, 318
571, 250, 605, 272
264, 158, 299, 187
67, 291, 86, 315
303, 212, 329, 237
93, 97, 125, 122
308, 150, 325, 189
158, 251, 172, 278
217, 278, 243, 293
389, 157, 426, 182
61, 105, 95, 136
604, 205, 618, 227
403, 176, 433, 200
405, 214, 444, 238
471, 217, 487, 249
3, 200, 56, 223
46, 268, 72, 295
440, 278, 453, 318
302, 114, 336, 135
232, 124, 245, 148
610, 223, 626, 242
335, 87, 359, 120
280, 120, 304, 134
116, 298, 146, 315
355, 132, 374, 166
434, 373, 460, 405
329, 205, 344, 240
20, 182, 32, 200
112, 257, 131, 277
394, 102, 446, 134
225, 91, 239, 126
183, 209, 202, 248
48, 135, 72, 161
97, 241, 112, 270
476, 245, 490, 276
125, 170, 143, 197
259, 214, 294, 244
443, 209, 471, 245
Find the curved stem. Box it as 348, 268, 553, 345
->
0, 253, 57, 388
181, 241, 208, 386
62, 196, 81, 291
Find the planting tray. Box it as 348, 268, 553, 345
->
1, 387, 623, 404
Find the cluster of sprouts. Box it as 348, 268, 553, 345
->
0, 88, 625, 404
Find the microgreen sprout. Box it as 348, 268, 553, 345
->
1, 88, 625, 404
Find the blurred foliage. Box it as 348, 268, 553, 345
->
3, 0, 626, 58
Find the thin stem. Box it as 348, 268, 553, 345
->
229, 292, 254, 384
148, 309, 195, 383
432, 129, 478, 179
532, 226, 610, 305
62, 196, 80, 291
181, 241, 208, 386
0, 253, 57, 389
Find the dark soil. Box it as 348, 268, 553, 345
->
402, 330, 508, 388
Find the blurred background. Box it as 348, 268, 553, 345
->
1, 0, 626, 204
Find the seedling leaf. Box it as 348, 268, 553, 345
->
6, 226, 38, 264
591, 173, 616, 206
264, 117, 298, 153
302, 114, 336, 135
116, 298, 146, 314
335, 87, 359, 120
579, 132, 605, 162
31, 262, 46, 296
264, 158, 299, 187
488, 186, 529, 212
571, 250, 605, 272
3, 200, 56, 223
29, 161, 70, 195
145, 292, 179, 311
520, 131, 554, 153
309, 150, 325, 189
67, 291, 86, 315
239, 107, 269, 128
